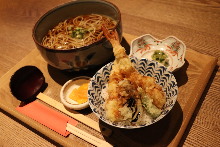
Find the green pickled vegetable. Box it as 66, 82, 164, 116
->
152, 50, 169, 67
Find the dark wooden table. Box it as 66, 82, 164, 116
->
0, 0, 219, 146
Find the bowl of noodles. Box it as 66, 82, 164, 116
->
32, 0, 122, 71
88, 57, 178, 129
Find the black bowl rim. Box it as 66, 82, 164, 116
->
32, 0, 121, 53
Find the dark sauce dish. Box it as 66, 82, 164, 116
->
32, 0, 122, 71
10, 66, 47, 103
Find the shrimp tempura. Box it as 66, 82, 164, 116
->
102, 26, 165, 122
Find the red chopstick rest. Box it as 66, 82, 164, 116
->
16, 101, 78, 136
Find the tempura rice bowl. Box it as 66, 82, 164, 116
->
88, 57, 178, 129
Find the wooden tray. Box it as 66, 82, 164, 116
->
0, 33, 217, 147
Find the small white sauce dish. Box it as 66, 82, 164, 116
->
60, 76, 90, 110
130, 34, 186, 72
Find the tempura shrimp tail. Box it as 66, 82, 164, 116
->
102, 25, 134, 74
102, 26, 127, 59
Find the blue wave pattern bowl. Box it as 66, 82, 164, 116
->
88, 57, 178, 129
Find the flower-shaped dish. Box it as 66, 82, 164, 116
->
130, 34, 186, 72
88, 57, 178, 129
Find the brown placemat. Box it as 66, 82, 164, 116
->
0, 33, 217, 147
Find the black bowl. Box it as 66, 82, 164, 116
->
32, 0, 122, 71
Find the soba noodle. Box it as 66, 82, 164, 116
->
42, 14, 117, 50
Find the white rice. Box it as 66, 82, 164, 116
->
101, 84, 109, 100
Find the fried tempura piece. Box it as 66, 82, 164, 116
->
128, 72, 165, 109
102, 26, 166, 122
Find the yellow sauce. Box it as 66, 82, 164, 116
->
69, 83, 89, 104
